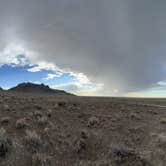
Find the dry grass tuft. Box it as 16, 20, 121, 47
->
31, 153, 52, 166
24, 130, 42, 153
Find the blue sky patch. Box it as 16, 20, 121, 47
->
0, 64, 75, 89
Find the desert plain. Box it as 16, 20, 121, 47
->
0, 90, 166, 166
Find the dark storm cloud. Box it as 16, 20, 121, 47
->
0, 0, 166, 92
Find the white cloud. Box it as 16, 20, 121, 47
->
0, 43, 27, 66
44, 72, 62, 80
27, 62, 59, 72
51, 72, 104, 96
70, 73, 91, 84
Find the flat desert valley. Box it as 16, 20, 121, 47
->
0, 91, 166, 165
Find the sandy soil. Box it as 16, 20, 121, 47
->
0, 91, 165, 166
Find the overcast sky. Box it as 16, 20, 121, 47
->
0, 0, 166, 96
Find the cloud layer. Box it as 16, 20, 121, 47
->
0, 0, 166, 94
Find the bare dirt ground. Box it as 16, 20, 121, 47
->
0, 91, 166, 166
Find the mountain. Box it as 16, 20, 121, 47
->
8, 82, 73, 95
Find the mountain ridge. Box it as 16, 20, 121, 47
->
7, 82, 74, 96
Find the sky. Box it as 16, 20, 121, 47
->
0, 0, 166, 97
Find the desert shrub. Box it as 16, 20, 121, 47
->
87, 117, 99, 127
110, 144, 132, 161
3, 104, 10, 111
74, 160, 112, 166
1, 117, 10, 125
130, 113, 140, 120
73, 130, 91, 154
73, 130, 105, 159
149, 149, 166, 166
24, 130, 42, 153
75, 138, 87, 153
43, 128, 49, 136
58, 101, 66, 107
34, 104, 43, 110
0, 128, 12, 158
80, 129, 89, 139
31, 153, 52, 166
34, 111, 43, 119
154, 133, 166, 149
37, 117, 48, 126
109, 144, 152, 166
47, 109, 52, 118
160, 118, 166, 124
15, 118, 28, 129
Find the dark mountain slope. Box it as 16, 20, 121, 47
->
9, 82, 73, 95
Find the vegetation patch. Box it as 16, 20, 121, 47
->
0, 128, 13, 158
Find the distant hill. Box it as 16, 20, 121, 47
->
9, 82, 73, 95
